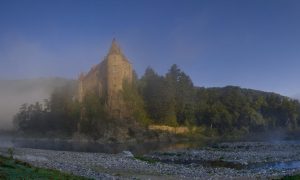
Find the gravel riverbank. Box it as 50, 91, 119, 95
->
0, 141, 300, 179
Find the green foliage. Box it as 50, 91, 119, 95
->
79, 93, 109, 139
134, 156, 158, 164
140, 64, 300, 135
13, 84, 80, 134
140, 67, 172, 124
122, 77, 151, 126
282, 174, 300, 180
165, 64, 195, 125
194, 86, 300, 134
0, 155, 89, 179
13, 63, 300, 139
140, 65, 195, 126
7, 148, 14, 159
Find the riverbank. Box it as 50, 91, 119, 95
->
0, 154, 88, 179
0, 141, 300, 179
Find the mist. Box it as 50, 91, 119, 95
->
0, 78, 73, 130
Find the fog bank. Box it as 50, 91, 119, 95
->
0, 78, 74, 129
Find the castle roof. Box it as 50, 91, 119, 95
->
108, 38, 122, 55
107, 38, 131, 63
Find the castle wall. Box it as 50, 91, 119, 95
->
78, 40, 133, 119
106, 54, 132, 118
78, 60, 108, 102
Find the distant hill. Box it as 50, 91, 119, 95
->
0, 78, 76, 129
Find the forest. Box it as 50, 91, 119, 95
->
13, 64, 300, 138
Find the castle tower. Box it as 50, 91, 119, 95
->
106, 39, 133, 118
77, 39, 133, 119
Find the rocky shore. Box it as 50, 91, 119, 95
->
0, 141, 300, 179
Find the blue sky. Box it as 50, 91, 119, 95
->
0, 0, 300, 97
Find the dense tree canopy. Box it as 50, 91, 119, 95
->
13, 64, 300, 138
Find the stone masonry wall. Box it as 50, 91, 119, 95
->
78, 40, 133, 119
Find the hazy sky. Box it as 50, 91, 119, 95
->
0, 0, 300, 97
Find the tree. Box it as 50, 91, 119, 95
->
165, 64, 195, 125
79, 93, 108, 139
122, 72, 150, 126
141, 67, 173, 124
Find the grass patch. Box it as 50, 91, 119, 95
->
0, 155, 90, 179
161, 152, 178, 156
282, 174, 300, 180
134, 156, 158, 164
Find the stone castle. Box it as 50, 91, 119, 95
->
78, 39, 133, 118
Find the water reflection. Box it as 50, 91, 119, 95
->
8, 138, 196, 155
265, 161, 300, 170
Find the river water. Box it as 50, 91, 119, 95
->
0, 135, 200, 155
1, 135, 300, 172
